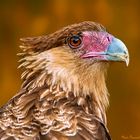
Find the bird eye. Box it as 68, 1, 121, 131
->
67, 35, 82, 49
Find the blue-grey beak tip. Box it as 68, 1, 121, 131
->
107, 38, 129, 66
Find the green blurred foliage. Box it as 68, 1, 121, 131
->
0, 0, 140, 139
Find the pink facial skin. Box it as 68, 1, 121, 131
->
81, 31, 114, 60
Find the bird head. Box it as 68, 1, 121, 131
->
20, 21, 129, 65
19, 21, 129, 101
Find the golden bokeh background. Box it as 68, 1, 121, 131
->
0, 0, 139, 139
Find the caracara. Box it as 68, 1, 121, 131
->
0, 21, 129, 140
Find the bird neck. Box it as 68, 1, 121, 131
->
60, 62, 109, 124
20, 51, 109, 124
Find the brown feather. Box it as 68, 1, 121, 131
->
0, 21, 111, 140
20, 21, 105, 53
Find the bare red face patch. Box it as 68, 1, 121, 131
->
81, 31, 113, 59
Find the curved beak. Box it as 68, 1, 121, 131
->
106, 38, 129, 66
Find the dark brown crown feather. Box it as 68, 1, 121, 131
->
20, 21, 106, 53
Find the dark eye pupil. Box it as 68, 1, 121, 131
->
72, 36, 80, 44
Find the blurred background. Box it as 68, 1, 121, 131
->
0, 0, 139, 139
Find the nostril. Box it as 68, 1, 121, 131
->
107, 37, 110, 42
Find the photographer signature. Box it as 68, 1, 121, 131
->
121, 135, 140, 139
